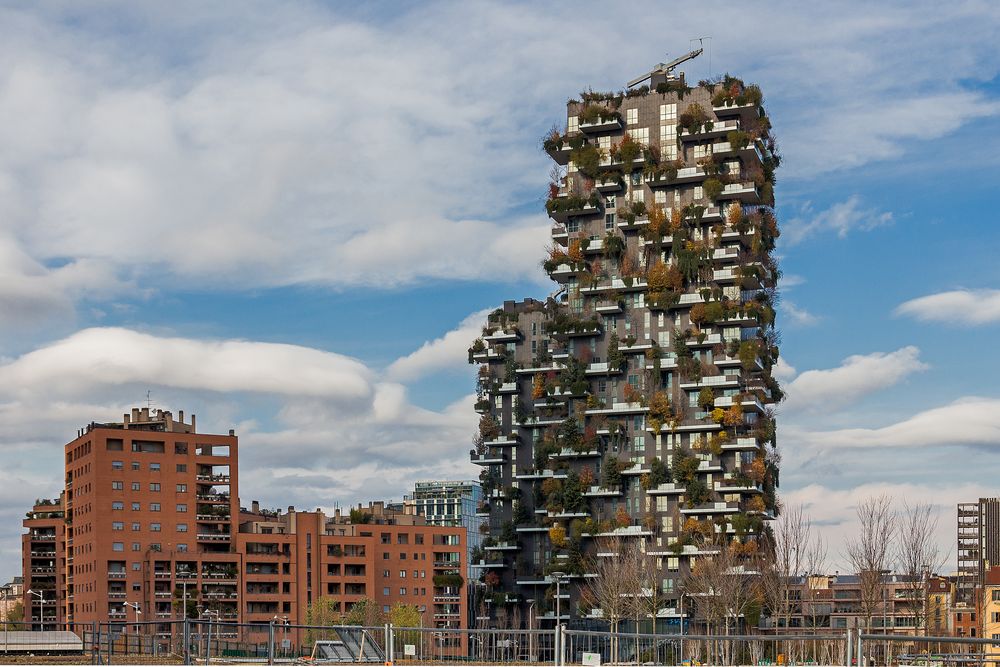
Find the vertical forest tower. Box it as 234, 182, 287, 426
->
469, 61, 782, 628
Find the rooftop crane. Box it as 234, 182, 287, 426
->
627, 47, 703, 88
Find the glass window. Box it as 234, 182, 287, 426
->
178, 544, 188, 552
131, 482, 140, 491
151, 523, 161, 532
112, 502, 124, 510
176, 464, 186, 472
131, 462, 140, 471
150, 463, 160, 471
150, 503, 161, 512
112, 522, 124, 531
660, 103, 677, 121
176, 484, 187, 493
177, 524, 187, 532
132, 523, 140, 531
112, 542, 124, 552
150, 483, 161, 492
112, 461, 123, 470
132, 543, 141, 551
626, 108, 638, 125
176, 504, 187, 513
111, 481, 123, 490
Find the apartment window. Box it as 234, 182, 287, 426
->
381, 533, 391, 544
176, 484, 187, 493
631, 188, 644, 203
400, 553, 407, 560
667, 557, 679, 571
132, 543, 141, 551
174, 443, 187, 454
566, 220, 580, 233
178, 544, 188, 552
177, 524, 187, 532
399, 588, 407, 596
383, 570, 390, 577
111, 481, 123, 490
131, 523, 140, 531
382, 553, 390, 560
150, 483, 161, 492
151, 523, 161, 532
131, 482, 140, 491
693, 144, 712, 159
112, 522, 124, 531
150, 503, 160, 512
150, 463, 160, 471
132, 562, 141, 571
660, 103, 677, 121
567, 115, 578, 134
176, 464, 187, 473
694, 186, 704, 201
415, 535, 424, 545
383, 587, 390, 596
399, 570, 407, 578
626, 108, 638, 125
413, 570, 419, 578
631, 127, 648, 145
112, 543, 124, 552
605, 213, 616, 230
176, 504, 187, 513
131, 462, 140, 470
112, 461, 123, 470
112, 502, 124, 511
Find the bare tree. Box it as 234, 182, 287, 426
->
844, 495, 897, 632
896, 501, 949, 635
761, 504, 813, 635
581, 537, 640, 662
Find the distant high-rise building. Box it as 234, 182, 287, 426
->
405, 480, 483, 577
958, 498, 1000, 605
469, 58, 781, 628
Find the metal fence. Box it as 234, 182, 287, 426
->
562, 629, 848, 666
12, 621, 993, 666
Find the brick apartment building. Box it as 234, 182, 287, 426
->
21, 408, 466, 648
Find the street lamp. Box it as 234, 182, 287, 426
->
550, 571, 567, 626
27, 589, 45, 631
679, 591, 688, 665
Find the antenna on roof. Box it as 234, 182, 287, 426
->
627, 46, 704, 88
145, 390, 153, 410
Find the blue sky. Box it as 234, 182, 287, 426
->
1, 0, 1000, 581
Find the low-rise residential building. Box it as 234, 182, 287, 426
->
21, 408, 467, 652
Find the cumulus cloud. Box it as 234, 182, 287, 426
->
385, 309, 490, 382
0, 328, 374, 402
895, 289, 1000, 325
792, 396, 1000, 450
781, 300, 820, 327
782, 196, 894, 245
783, 481, 987, 570
783, 346, 928, 413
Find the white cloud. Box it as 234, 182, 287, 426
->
385, 309, 490, 382
783, 346, 927, 413
792, 396, 1000, 450
895, 289, 1000, 325
773, 357, 798, 382
782, 300, 821, 327
783, 481, 984, 572
782, 196, 894, 245
0, 327, 374, 402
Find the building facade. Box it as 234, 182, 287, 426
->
405, 481, 484, 578
469, 65, 780, 626
21, 408, 466, 649
958, 499, 1000, 606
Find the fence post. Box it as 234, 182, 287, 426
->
267, 620, 275, 665
857, 633, 864, 667
183, 618, 191, 666
385, 622, 394, 664
846, 628, 853, 667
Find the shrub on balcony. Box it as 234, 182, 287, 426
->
433, 573, 465, 588
467, 338, 486, 364
697, 387, 715, 412
601, 456, 623, 489
616, 200, 647, 225
727, 130, 751, 150
549, 524, 567, 548
546, 190, 600, 216
647, 262, 683, 293
615, 506, 631, 528
622, 383, 644, 405
684, 478, 711, 508
603, 232, 625, 259
647, 391, 673, 432
569, 143, 603, 178
703, 177, 724, 201
678, 103, 709, 134
640, 457, 671, 491
612, 133, 643, 164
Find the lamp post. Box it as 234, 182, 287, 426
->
124, 602, 141, 655
527, 600, 536, 661
550, 571, 566, 626
679, 591, 688, 665
27, 589, 45, 632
